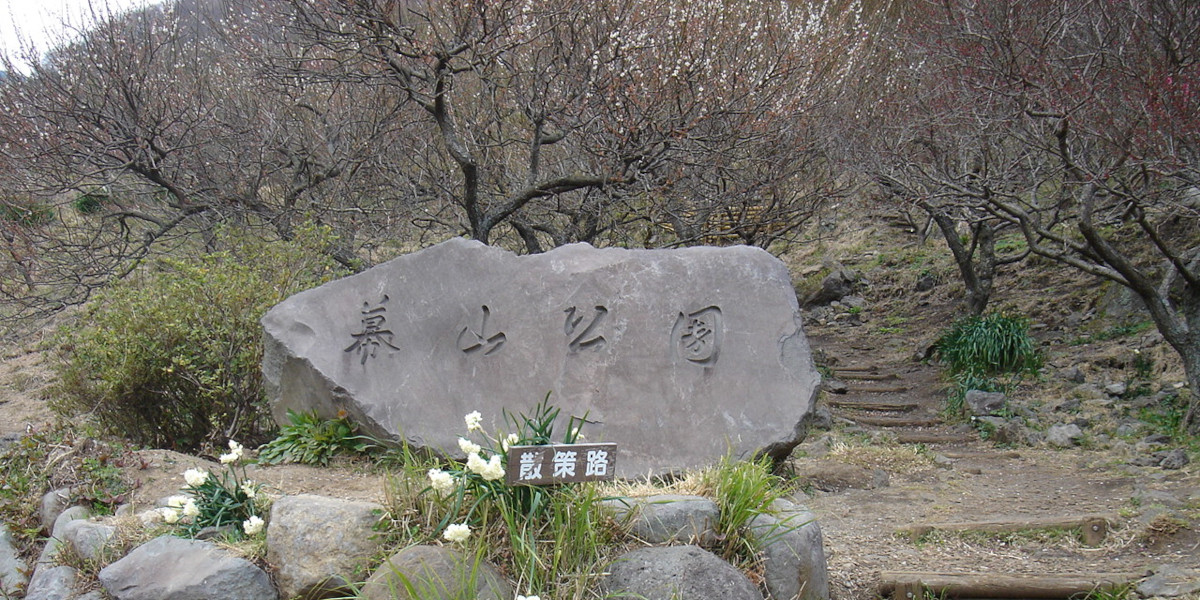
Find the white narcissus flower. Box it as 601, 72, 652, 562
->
443, 523, 470, 543
183, 468, 209, 487
220, 440, 245, 464
427, 468, 456, 494
466, 452, 488, 476
165, 495, 189, 508
481, 455, 505, 481
458, 437, 482, 456
240, 481, 258, 499
243, 515, 265, 536
159, 507, 181, 524
501, 433, 519, 452
516, 596, 541, 600
182, 498, 200, 518
464, 411, 483, 432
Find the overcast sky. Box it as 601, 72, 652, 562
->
1, 0, 160, 68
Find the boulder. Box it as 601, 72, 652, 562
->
267, 494, 386, 599
262, 239, 820, 476
601, 495, 719, 545
804, 265, 858, 307
1138, 564, 1200, 598
964, 390, 1006, 416
38, 506, 90, 567
40, 488, 74, 535
748, 499, 829, 600
359, 545, 510, 600
0, 525, 29, 597
1046, 424, 1084, 448
99, 536, 276, 600
25, 565, 76, 600
602, 545, 760, 600
59, 519, 116, 563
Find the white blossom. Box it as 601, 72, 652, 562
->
443, 523, 471, 543
243, 515, 265, 535
458, 437, 481, 456
501, 433, 520, 452
240, 481, 258, 499
183, 468, 209, 487
182, 498, 200, 518
220, 440, 245, 464
480, 455, 505, 481
428, 468, 456, 494
160, 507, 181, 524
466, 452, 489, 476
464, 411, 483, 432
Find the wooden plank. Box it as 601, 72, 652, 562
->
505, 443, 617, 486
878, 571, 1141, 599
896, 515, 1114, 546
894, 431, 974, 444
850, 415, 941, 427
838, 372, 902, 381
827, 399, 919, 412
846, 384, 910, 394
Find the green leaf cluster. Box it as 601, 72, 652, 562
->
934, 312, 1041, 415
51, 224, 349, 451
258, 409, 376, 466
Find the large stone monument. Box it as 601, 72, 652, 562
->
261, 239, 820, 476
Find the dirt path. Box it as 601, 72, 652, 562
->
800, 322, 1200, 599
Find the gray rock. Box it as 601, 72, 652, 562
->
810, 404, 834, 430
1160, 449, 1190, 470
822, 379, 848, 395
0, 524, 29, 597
267, 494, 386, 599
263, 239, 820, 476
1059, 366, 1086, 383
601, 495, 719, 545
360, 545, 510, 600
914, 274, 937, 292
1105, 382, 1128, 397
805, 265, 858, 307
99, 535, 276, 600
748, 499, 828, 600
25, 565, 76, 600
1070, 383, 1107, 400
1115, 422, 1138, 437
1138, 564, 1200, 598
59, 519, 116, 563
40, 488, 74, 535
965, 390, 1006, 416
1142, 433, 1173, 446
76, 592, 105, 600
38, 506, 90, 567
1054, 398, 1081, 413
1046, 424, 1084, 448
602, 545, 760, 600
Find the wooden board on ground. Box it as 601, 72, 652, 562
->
878, 571, 1142, 599
826, 399, 919, 412
894, 431, 975, 444
896, 514, 1114, 546
850, 415, 940, 427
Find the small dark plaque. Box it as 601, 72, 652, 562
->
505, 443, 617, 486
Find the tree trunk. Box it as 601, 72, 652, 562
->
928, 209, 995, 315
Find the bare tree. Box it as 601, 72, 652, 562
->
862, 0, 1200, 428
286, 0, 862, 252
0, 0, 401, 322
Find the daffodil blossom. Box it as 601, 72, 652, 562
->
458, 437, 482, 456
243, 515, 265, 535
219, 440, 245, 464
428, 468, 456, 494
165, 495, 190, 508
183, 468, 209, 487
182, 498, 200, 518
464, 411, 483, 432
443, 523, 471, 543
501, 433, 519, 452
159, 507, 181, 524
240, 481, 258, 499
466, 452, 489, 475
480, 455, 505, 481
516, 595, 541, 600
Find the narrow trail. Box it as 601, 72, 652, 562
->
796, 327, 1198, 600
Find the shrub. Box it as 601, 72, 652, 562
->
934, 312, 1041, 376
934, 312, 1041, 416
1, 198, 53, 226
73, 189, 108, 214
258, 409, 376, 466
51, 225, 348, 451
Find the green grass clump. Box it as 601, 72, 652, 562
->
259, 410, 376, 466
934, 312, 1041, 415
701, 454, 791, 563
